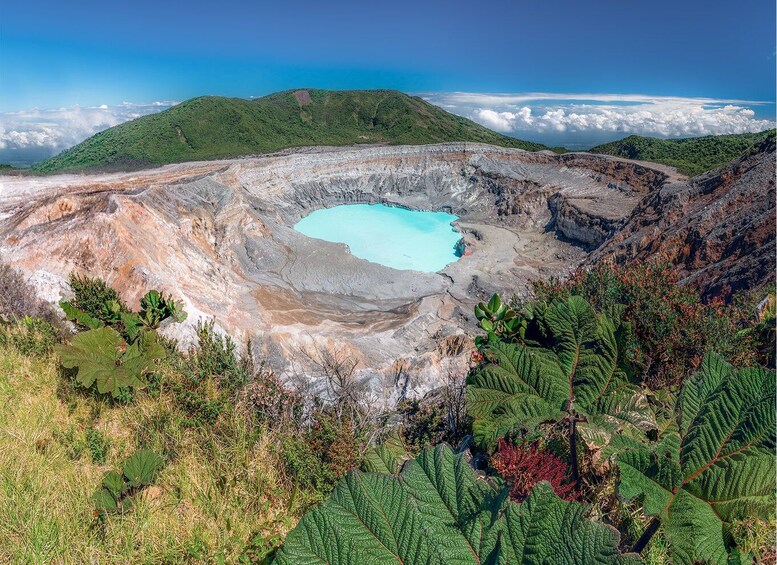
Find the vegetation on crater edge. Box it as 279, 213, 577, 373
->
590, 129, 775, 176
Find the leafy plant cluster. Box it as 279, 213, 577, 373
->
617, 353, 775, 563
275, 444, 640, 565
55, 274, 187, 398
530, 261, 772, 387
167, 320, 253, 427
469, 294, 652, 479
92, 449, 164, 515
462, 283, 776, 563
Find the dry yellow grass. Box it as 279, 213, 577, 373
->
0, 346, 295, 563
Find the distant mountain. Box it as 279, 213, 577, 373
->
590, 130, 775, 176
34, 89, 549, 173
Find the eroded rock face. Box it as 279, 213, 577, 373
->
0, 143, 674, 401
591, 136, 776, 301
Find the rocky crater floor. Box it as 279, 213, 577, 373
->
0, 143, 694, 400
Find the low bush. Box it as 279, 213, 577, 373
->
530, 260, 757, 388
66, 272, 129, 327
278, 408, 364, 497
168, 320, 253, 427
0, 316, 59, 356
239, 368, 303, 428
491, 438, 578, 502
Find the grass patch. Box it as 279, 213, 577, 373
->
0, 344, 293, 562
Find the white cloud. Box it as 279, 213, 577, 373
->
0, 101, 177, 161
422, 92, 775, 138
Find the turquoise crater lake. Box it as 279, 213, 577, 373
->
294, 204, 462, 272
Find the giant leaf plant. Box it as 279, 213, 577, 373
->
275, 443, 641, 564
466, 296, 654, 470
55, 326, 165, 397
617, 353, 776, 564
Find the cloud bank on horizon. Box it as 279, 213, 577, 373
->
0, 102, 176, 166
1, 92, 774, 166
424, 92, 775, 147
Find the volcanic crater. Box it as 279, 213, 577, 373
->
0, 143, 678, 400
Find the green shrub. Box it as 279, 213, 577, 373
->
239, 368, 302, 428
530, 261, 751, 388
279, 409, 364, 496
169, 321, 253, 427
183, 320, 251, 395
0, 316, 59, 356
56, 281, 187, 399
66, 273, 129, 328
278, 433, 327, 499
93, 449, 165, 515
62, 277, 187, 345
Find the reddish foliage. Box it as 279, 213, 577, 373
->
491, 439, 578, 502
531, 260, 751, 388
241, 369, 302, 427
308, 412, 362, 483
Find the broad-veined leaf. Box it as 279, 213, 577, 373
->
275, 444, 641, 564
467, 296, 653, 451
617, 353, 776, 564
55, 326, 164, 397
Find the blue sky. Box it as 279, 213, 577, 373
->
1, 0, 775, 163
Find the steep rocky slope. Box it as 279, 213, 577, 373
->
592, 135, 776, 300
0, 143, 664, 399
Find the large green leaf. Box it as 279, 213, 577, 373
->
60, 300, 104, 330
467, 296, 651, 449
123, 449, 164, 488
55, 326, 164, 397
361, 434, 410, 475
617, 353, 776, 564
274, 444, 641, 564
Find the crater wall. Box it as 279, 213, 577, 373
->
0, 143, 670, 401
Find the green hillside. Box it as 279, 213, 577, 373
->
35, 89, 549, 173
590, 129, 775, 176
